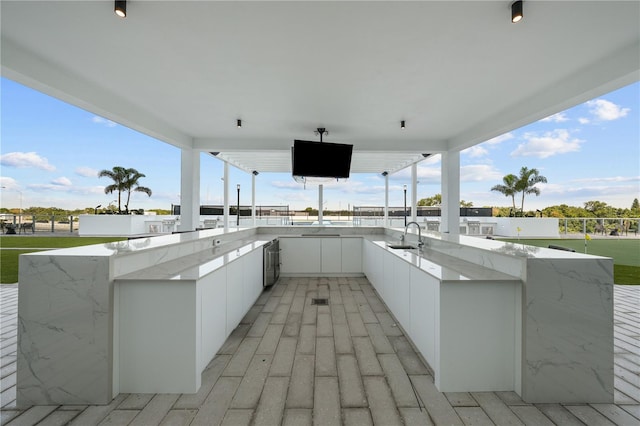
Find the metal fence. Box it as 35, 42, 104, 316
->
1, 214, 79, 234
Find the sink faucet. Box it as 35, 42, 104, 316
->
404, 221, 424, 250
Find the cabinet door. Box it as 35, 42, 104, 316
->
321, 238, 342, 272
226, 257, 244, 335
382, 250, 395, 302
341, 238, 362, 273
280, 238, 321, 273
392, 255, 411, 332
200, 268, 227, 370
243, 249, 263, 311
409, 267, 438, 369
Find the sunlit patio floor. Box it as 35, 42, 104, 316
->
1, 279, 638, 426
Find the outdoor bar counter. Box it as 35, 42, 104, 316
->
17, 226, 613, 406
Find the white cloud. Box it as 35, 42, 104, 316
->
92, 116, 117, 127
460, 164, 503, 182
484, 132, 514, 145
75, 166, 99, 177
391, 164, 441, 182
571, 175, 640, 184
0, 176, 20, 190
51, 177, 72, 186
511, 129, 583, 159
540, 112, 569, 123
578, 117, 590, 124
462, 145, 488, 158
26, 183, 104, 195
0, 152, 55, 171
587, 99, 630, 121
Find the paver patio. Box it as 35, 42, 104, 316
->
1, 279, 638, 425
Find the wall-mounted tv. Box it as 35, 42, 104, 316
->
291, 140, 353, 178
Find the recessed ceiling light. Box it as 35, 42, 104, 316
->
114, 0, 127, 18
512, 1, 523, 23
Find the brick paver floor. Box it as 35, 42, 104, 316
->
1, 279, 639, 425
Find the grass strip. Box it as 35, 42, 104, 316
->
1, 249, 47, 284
0, 236, 125, 249
498, 238, 639, 285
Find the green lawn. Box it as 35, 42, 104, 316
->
0, 236, 126, 284
499, 238, 640, 285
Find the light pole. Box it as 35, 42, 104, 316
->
403, 184, 407, 226
236, 184, 241, 227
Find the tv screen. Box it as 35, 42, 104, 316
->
292, 140, 353, 178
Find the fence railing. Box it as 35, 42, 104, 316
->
1, 214, 79, 234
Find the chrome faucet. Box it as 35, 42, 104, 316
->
404, 221, 424, 250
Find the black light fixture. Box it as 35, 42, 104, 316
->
114, 0, 127, 18
237, 119, 242, 128
403, 184, 408, 226
236, 184, 241, 226
401, 120, 406, 130
511, 0, 523, 23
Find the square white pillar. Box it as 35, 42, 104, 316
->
441, 151, 460, 235
180, 149, 200, 232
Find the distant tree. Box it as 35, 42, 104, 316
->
460, 200, 473, 207
99, 166, 128, 213
515, 167, 548, 213
632, 198, 639, 211
98, 166, 152, 213
584, 200, 617, 217
417, 194, 441, 206
122, 169, 152, 214
490, 174, 518, 212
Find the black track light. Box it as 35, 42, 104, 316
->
401, 120, 406, 130
511, 1, 523, 23
115, 0, 127, 18
237, 119, 242, 128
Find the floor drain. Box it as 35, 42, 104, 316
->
311, 298, 329, 306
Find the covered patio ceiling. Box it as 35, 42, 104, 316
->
1, 1, 638, 176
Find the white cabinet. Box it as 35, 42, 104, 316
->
200, 268, 227, 371
280, 238, 321, 273
281, 237, 363, 274
226, 256, 245, 335
243, 248, 263, 311
409, 267, 438, 369
341, 238, 362, 273
363, 240, 383, 290
392, 255, 411, 332
321, 238, 342, 272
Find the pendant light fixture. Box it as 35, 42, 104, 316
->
237, 119, 242, 128
511, 1, 523, 23
114, 0, 127, 18
401, 120, 406, 130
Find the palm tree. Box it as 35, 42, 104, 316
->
491, 174, 518, 212
98, 166, 128, 213
516, 166, 547, 213
99, 166, 152, 213
122, 169, 152, 213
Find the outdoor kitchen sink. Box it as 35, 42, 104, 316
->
387, 244, 417, 250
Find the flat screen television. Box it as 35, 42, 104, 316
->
291, 140, 353, 178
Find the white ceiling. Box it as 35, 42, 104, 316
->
2, 1, 639, 175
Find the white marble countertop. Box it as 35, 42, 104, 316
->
365, 236, 521, 282
116, 235, 279, 281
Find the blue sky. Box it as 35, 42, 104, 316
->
1, 77, 638, 212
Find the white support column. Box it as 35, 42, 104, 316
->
384, 173, 389, 227
223, 162, 229, 230
411, 163, 418, 223
180, 148, 200, 232
441, 150, 460, 235
252, 172, 257, 227
318, 184, 323, 225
